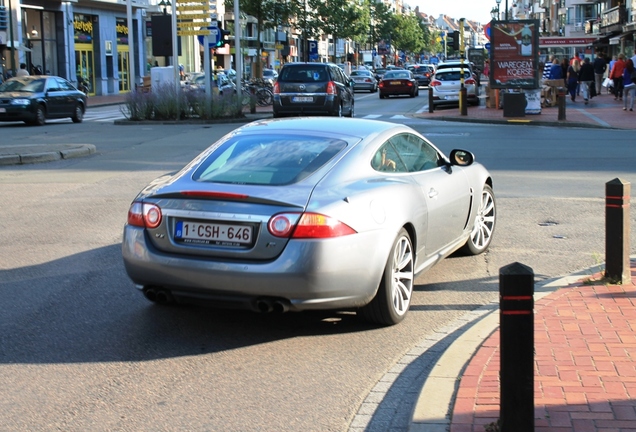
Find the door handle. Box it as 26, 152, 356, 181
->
428, 188, 438, 199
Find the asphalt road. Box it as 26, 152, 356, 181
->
0, 110, 634, 431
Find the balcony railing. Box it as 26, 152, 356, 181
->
600, 5, 626, 30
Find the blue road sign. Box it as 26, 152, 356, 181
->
197, 27, 221, 48
485, 42, 491, 50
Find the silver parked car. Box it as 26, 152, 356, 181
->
430, 68, 479, 107
122, 118, 496, 325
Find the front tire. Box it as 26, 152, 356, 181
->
360, 228, 414, 325
461, 184, 496, 255
33, 105, 46, 126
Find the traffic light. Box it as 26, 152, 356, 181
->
450, 32, 460, 51
216, 23, 231, 48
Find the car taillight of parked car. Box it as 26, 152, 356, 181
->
430, 80, 442, 87
127, 202, 162, 229
268, 212, 356, 239
273, 82, 280, 95
326, 81, 337, 95
465, 78, 476, 85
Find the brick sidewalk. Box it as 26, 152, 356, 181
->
450, 260, 636, 432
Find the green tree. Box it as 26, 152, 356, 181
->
390, 14, 425, 60
223, 0, 294, 77
307, 0, 366, 62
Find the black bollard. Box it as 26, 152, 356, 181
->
428, 86, 434, 113
557, 87, 566, 120
460, 87, 467, 116
605, 179, 632, 284
500, 262, 534, 432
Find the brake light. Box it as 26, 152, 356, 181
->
378, 82, 385, 88
406, 82, 413, 87
268, 212, 356, 238
430, 80, 442, 87
326, 81, 337, 95
180, 191, 248, 199
273, 82, 280, 95
127, 202, 162, 229
465, 78, 476, 85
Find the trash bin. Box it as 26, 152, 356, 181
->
502, 92, 526, 117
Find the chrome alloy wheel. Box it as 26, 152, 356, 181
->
389, 234, 414, 316
468, 185, 496, 253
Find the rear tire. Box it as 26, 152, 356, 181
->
71, 104, 84, 123
360, 228, 414, 325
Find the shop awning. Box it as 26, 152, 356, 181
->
609, 31, 634, 45
2, 41, 32, 52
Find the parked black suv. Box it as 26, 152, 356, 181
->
272, 63, 355, 118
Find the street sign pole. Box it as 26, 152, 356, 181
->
204, 34, 211, 97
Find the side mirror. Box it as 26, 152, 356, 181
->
449, 149, 475, 166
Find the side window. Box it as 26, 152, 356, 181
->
57, 78, 74, 91
371, 142, 408, 173
331, 66, 344, 84
389, 133, 441, 172
45, 78, 59, 92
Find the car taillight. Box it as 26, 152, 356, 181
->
268, 212, 356, 239
326, 81, 337, 95
430, 80, 442, 87
273, 82, 280, 95
406, 82, 413, 87
127, 202, 162, 229
465, 78, 476, 85
378, 82, 385, 88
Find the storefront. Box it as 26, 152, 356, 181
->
539, 37, 599, 62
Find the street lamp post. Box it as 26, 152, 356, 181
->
7, 0, 16, 75
158, 0, 169, 66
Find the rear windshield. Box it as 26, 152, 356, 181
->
193, 134, 347, 185
436, 71, 471, 81
279, 67, 329, 83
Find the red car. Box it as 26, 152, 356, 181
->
378, 70, 419, 99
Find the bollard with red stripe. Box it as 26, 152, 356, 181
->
499, 262, 534, 432
605, 178, 631, 284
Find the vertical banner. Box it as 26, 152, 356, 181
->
489, 20, 539, 89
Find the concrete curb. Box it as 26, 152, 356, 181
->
422, 115, 619, 129
0, 144, 97, 166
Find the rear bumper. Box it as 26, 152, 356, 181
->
122, 224, 386, 311
273, 94, 338, 116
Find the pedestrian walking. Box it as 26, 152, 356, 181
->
567, 59, 580, 101
548, 58, 563, 80
610, 53, 626, 100
578, 57, 595, 104
622, 59, 636, 111
593, 52, 607, 95
560, 58, 569, 86
543, 56, 555, 80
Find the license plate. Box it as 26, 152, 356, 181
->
390, 81, 401, 85
0, 108, 5, 113
446, 95, 459, 100
175, 220, 253, 246
292, 96, 313, 102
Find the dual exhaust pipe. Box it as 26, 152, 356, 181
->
255, 298, 290, 314
142, 287, 289, 314
143, 287, 174, 305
